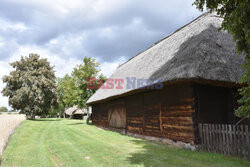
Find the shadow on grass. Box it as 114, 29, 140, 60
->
126, 139, 177, 167
31, 119, 62, 122
67, 122, 85, 125
126, 139, 209, 167
126, 139, 250, 167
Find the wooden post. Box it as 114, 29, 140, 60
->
205, 124, 209, 151
219, 124, 223, 153
246, 126, 250, 160
212, 124, 216, 152
199, 124, 203, 150
228, 125, 233, 155
240, 125, 244, 158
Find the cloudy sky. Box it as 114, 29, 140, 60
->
0, 0, 202, 109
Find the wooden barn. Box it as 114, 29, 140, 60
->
86, 13, 246, 145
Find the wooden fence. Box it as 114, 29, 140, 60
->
199, 124, 250, 160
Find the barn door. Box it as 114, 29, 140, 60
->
108, 105, 126, 128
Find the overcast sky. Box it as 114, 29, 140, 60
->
0, 0, 202, 109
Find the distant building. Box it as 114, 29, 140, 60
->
64, 106, 87, 119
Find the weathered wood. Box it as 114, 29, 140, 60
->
228, 125, 232, 155
233, 125, 237, 156
240, 125, 244, 158
199, 123, 250, 160
246, 126, 250, 160
159, 101, 163, 133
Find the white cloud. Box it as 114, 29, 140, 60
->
0, 61, 12, 109
0, 46, 82, 108
10, 45, 82, 77
0, 0, 203, 109
0, 18, 27, 32
99, 57, 127, 77
0, 44, 122, 108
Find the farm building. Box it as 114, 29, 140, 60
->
64, 106, 87, 119
86, 13, 247, 145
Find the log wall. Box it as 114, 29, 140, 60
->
92, 83, 196, 143
126, 94, 144, 134
91, 83, 240, 144
92, 103, 109, 127
160, 84, 195, 143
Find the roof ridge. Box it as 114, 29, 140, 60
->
116, 12, 211, 70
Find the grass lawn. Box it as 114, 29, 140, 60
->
1, 119, 249, 167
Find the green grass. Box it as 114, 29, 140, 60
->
1, 119, 249, 167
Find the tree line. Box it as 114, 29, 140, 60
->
1, 54, 106, 119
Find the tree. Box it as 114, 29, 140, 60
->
193, 0, 249, 118
56, 74, 75, 117
1, 54, 58, 119
57, 57, 106, 109
71, 57, 107, 108
237, 59, 250, 118
0, 106, 8, 113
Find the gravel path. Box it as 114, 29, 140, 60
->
0, 114, 26, 156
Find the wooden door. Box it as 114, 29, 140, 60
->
108, 105, 126, 128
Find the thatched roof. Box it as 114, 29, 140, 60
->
87, 13, 245, 105
65, 106, 87, 115
64, 106, 77, 115
74, 109, 87, 115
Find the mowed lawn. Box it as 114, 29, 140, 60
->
1, 119, 249, 167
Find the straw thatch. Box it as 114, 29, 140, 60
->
64, 106, 78, 116
87, 13, 245, 105
74, 109, 87, 115
64, 106, 87, 116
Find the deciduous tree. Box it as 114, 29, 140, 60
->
2, 54, 57, 119
57, 57, 106, 109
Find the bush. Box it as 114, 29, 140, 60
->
0, 107, 8, 113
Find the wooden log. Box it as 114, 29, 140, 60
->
162, 121, 193, 127
161, 116, 193, 122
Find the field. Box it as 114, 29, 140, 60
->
1, 119, 250, 167
0, 114, 26, 156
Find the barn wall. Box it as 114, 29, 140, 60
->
143, 91, 161, 137
92, 103, 109, 127
126, 94, 144, 134
91, 82, 246, 144
194, 84, 250, 125
160, 84, 195, 143
125, 83, 195, 143
194, 84, 234, 124
92, 83, 195, 143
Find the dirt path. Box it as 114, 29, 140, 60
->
0, 114, 26, 156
